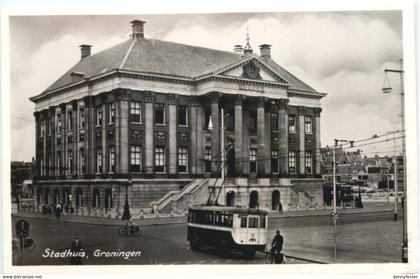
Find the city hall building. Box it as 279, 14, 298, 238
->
30, 20, 326, 217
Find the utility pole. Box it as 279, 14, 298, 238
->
332, 146, 337, 263
383, 59, 407, 262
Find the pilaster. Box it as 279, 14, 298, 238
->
257, 97, 267, 176
168, 94, 178, 175
144, 92, 155, 174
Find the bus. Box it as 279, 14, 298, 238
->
187, 205, 268, 257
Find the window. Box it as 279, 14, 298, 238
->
271, 150, 279, 174
96, 148, 103, 173
105, 188, 113, 208
108, 103, 115, 124
178, 105, 188, 126
155, 103, 165, 125
288, 151, 296, 173
260, 216, 266, 228
57, 113, 62, 133
68, 150, 73, 174
249, 148, 257, 174
92, 189, 100, 208
130, 101, 141, 123
178, 147, 188, 173
305, 151, 312, 173
109, 146, 115, 172
48, 117, 53, 136
130, 145, 141, 172
96, 106, 102, 126
204, 109, 211, 130
80, 148, 85, 174
205, 147, 212, 173
225, 110, 234, 131
271, 113, 278, 131
305, 116, 313, 134
240, 216, 247, 228
248, 217, 259, 228
80, 108, 85, 129
289, 115, 296, 133
67, 111, 73, 131
249, 111, 257, 130
155, 146, 165, 172
75, 188, 83, 207
57, 151, 62, 175
40, 119, 46, 138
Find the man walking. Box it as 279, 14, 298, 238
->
70, 233, 83, 265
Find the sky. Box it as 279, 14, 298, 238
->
9, 11, 404, 161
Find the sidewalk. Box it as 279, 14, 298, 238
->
12, 211, 187, 227
269, 203, 393, 218
12, 202, 392, 227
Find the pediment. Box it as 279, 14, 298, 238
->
217, 58, 289, 84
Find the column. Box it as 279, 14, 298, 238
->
72, 103, 77, 175
257, 97, 267, 176
278, 99, 289, 176
117, 89, 129, 174
315, 108, 322, 175
242, 107, 250, 176
298, 106, 305, 174
190, 98, 198, 175
84, 96, 95, 175
210, 94, 220, 175
34, 112, 40, 176
168, 95, 178, 175
144, 93, 155, 174
101, 103, 107, 173
196, 104, 204, 175
234, 95, 244, 176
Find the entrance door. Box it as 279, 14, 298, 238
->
226, 148, 236, 177
272, 190, 280, 210
249, 191, 259, 209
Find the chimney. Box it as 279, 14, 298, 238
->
131, 20, 146, 40
234, 44, 243, 53
79, 44, 92, 59
259, 44, 271, 59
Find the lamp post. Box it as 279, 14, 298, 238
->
382, 58, 407, 263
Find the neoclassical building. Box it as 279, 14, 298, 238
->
30, 20, 326, 217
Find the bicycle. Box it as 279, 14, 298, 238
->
118, 224, 142, 237
264, 250, 286, 264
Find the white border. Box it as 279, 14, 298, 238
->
1, 0, 418, 275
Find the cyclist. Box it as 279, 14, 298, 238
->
271, 230, 284, 263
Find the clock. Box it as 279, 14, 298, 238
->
243, 62, 260, 79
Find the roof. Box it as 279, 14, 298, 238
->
36, 37, 321, 98
189, 205, 268, 215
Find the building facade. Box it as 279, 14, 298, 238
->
30, 20, 326, 217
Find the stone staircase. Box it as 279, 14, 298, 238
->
150, 178, 210, 213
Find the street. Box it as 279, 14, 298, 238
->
11, 207, 403, 265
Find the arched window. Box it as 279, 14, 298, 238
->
272, 190, 280, 210
226, 191, 236, 207
105, 188, 113, 208
249, 191, 259, 209
92, 189, 100, 208
75, 188, 83, 207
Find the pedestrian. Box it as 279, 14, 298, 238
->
279, 202, 283, 214
55, 204, 61, 219
70, 233, 83, 265
271, 230, 284, 264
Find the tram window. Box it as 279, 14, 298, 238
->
240, 216, 247, 228
260, 216, 266, 228
249, 217, 259, 228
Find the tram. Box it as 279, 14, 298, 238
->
187, 205, 268, 257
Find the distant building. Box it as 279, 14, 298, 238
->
11, 161, 34, 202
29, 20, 326, 217
320, 147, 366, 184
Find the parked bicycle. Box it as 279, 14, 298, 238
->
264, 250, 286, 264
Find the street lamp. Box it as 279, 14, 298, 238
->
382, 58, 407, 263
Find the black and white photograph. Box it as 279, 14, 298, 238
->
2, 1, 418, 275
